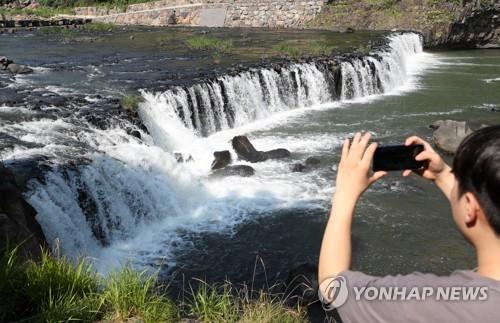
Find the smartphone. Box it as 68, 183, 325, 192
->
373, 145, 424, 171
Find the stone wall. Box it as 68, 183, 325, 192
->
226, 0, 325, 28
76, 0, 326, 28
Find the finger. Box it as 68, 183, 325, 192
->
352, 132, 371, 160
341, 138, 349, 161
415, 150, 435, 162
402, 169, 412, 177
405, 136, 424, 146
369, 171, 387, 184
362, 142, 377, 165
350, 132, 361, 149
405, 136, 433, 152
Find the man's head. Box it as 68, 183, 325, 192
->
451, 125, 500, 243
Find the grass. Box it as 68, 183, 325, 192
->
272, 40, 333, 58
84, 21, 115, 31
102, 267, 178, 323
38, 0, 158, 10
0, 6, 75, 18
307, 0, 460, 31
185, 36, 234, 63
1, 246, 308, 322
184, 279, 307, 323
0, 0, 159, 17
186, 36, 234, 53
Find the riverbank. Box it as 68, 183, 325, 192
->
307, 0, 500, 49
2, 1, 499, 49
0, 247, 308, 322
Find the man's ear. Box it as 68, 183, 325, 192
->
464, 192, 482, 228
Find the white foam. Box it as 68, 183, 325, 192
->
484, 77, 500, 83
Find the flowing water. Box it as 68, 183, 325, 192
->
1, 27, 499, 290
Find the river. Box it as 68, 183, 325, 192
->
1, 27, 499, 291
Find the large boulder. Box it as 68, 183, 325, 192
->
211, 150, 232, 170
232, 136, 265, 162
0, 56, 13, 70
431, 120, 473, 154
231, 136, 291, 163
0, 163, 47, 260
6, 63, 33, 75
209, 165, 255, 179
262, 148, 291, 160
305, 156, 321, 167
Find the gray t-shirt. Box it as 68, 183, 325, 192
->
332, 270, 500, 323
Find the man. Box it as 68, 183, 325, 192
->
318, 126, 500, 322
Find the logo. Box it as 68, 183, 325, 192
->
318, 276, 349, 310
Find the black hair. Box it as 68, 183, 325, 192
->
453, 125, 500, 234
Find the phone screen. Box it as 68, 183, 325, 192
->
373, 145, 424, 171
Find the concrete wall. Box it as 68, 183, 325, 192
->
75, 0, 326, 28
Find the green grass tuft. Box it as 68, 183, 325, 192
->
186, 36, 234, 53
186, 280, 240, 323
84, 22, 115, 32
185, 280, 308, 323
25, 250, 102, 321
102, 266, 178, 323
272, 41, 302, 58
121, 94, 143, 112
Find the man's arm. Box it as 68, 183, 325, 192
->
318, 134, 454, 293
318, 132, 386, 284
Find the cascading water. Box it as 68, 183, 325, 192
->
142, 33, 423, 138
11, 32, 427, 272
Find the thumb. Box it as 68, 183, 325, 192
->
369, 171, 387, 184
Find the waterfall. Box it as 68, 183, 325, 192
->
18, 32, 426, 272
142, 33, 423, 139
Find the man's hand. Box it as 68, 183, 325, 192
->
403, 136, 455, 200
335, 132, 387, 201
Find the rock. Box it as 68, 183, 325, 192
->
209, 165, 255, 179
211, 150, 232, 170
232, 136, 266, 162
305, 156, 321, 167
262, 148, 291, 160
232, 136, 291, 163
6, 63, 34, 75
174, 153, 194, 163
291, 163, 306, 172
431, 120, 473, 154
0, 56, 13, 69
129, 129, 141, 139
0, 163, 47, 260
